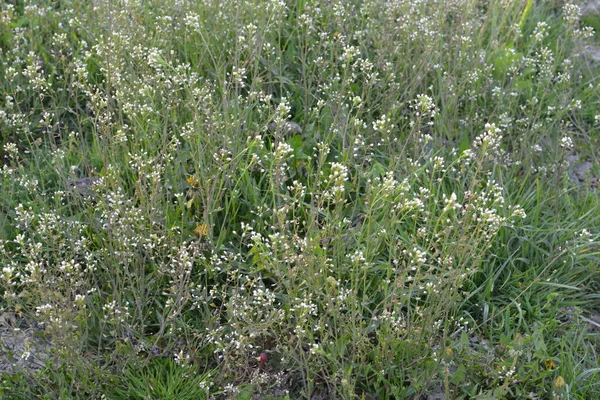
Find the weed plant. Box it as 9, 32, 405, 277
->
0, 0, 599, 399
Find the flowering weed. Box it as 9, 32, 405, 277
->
1, 0, 599, 398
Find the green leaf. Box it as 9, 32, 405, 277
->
458, 134, 471, 154
289, 135, 303, 153
368, 162, 386, 179
451, 364, 467, 385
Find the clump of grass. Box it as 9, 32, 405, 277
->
1, 0, 599, 398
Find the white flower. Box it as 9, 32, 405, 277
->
560, 135, 573, 149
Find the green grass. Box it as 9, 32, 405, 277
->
1, 0, 599, 398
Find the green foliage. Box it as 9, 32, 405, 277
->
0, 0, 599, 398
109, 357, 213, 400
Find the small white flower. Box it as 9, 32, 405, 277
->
560, 135, 573, 149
